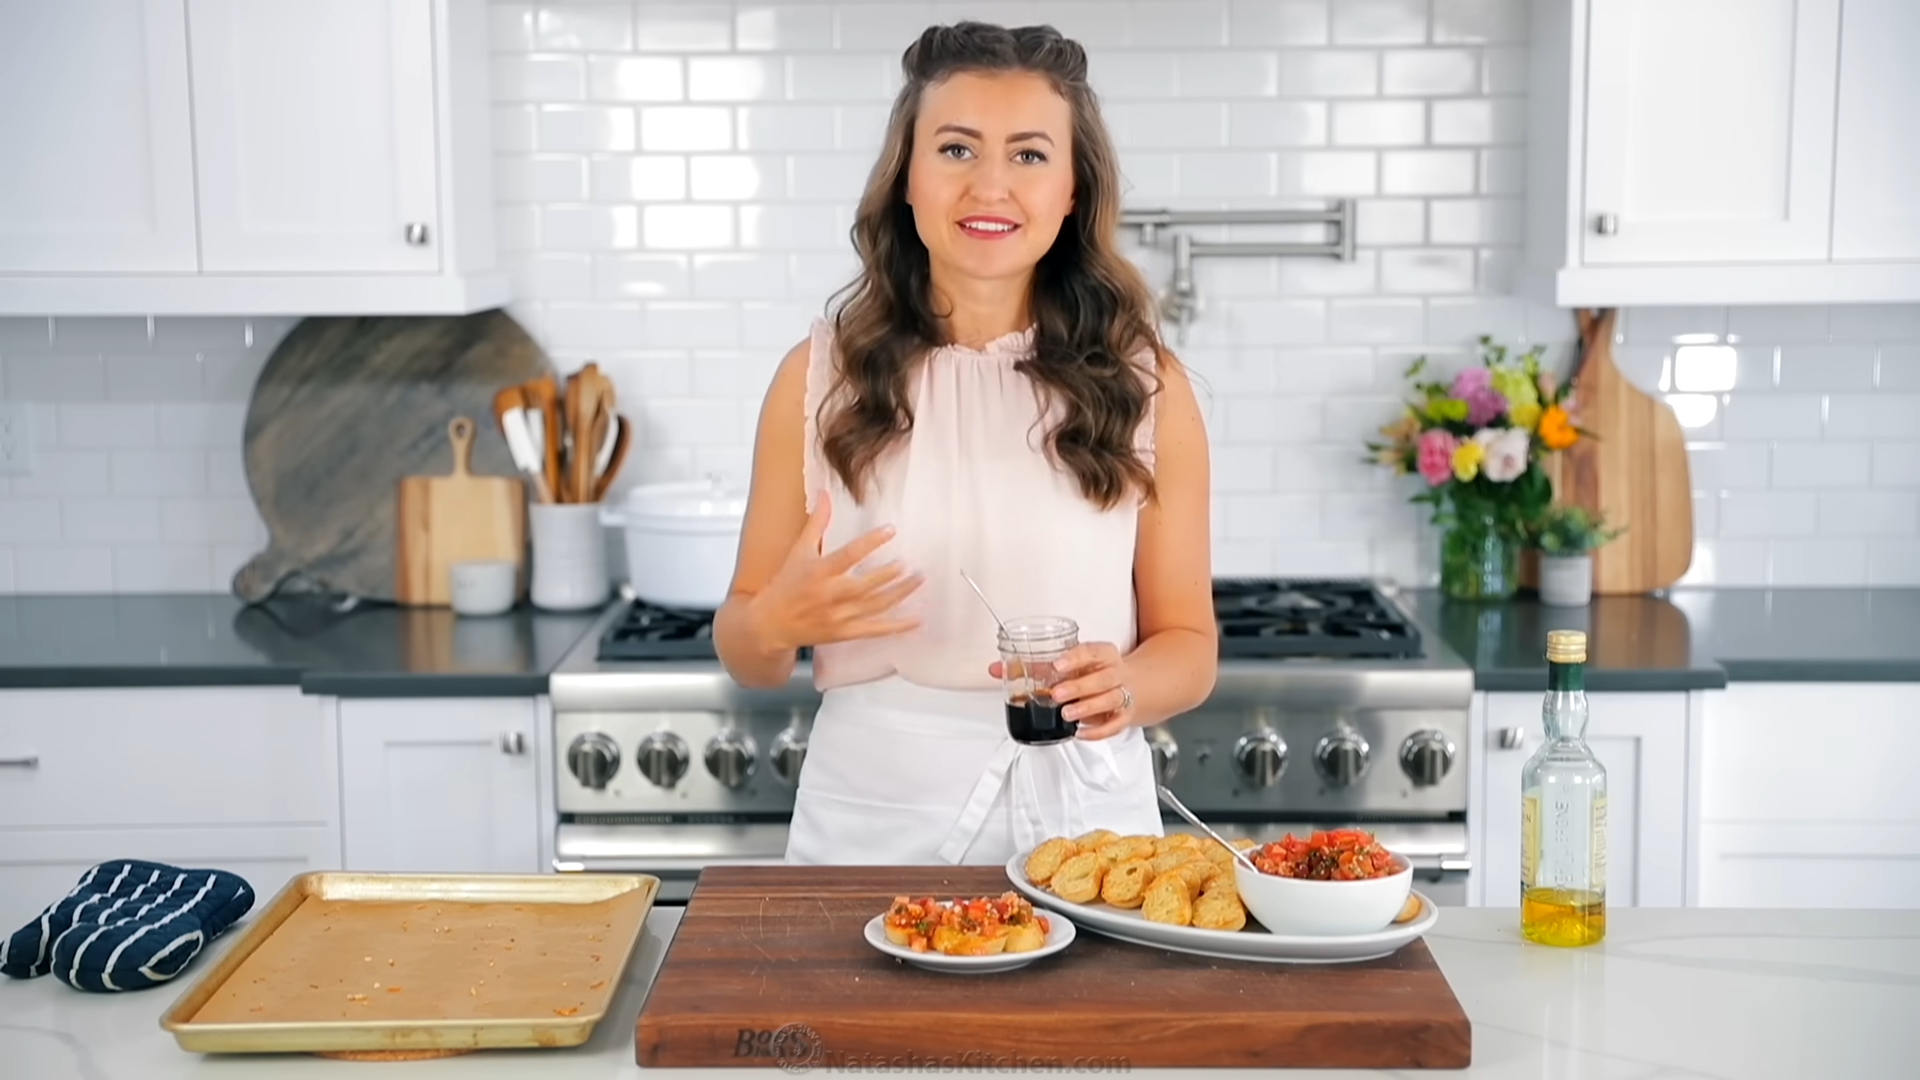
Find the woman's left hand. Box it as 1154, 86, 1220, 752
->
990, 642, 1137, 741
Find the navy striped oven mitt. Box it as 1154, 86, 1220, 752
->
0, 860, 255, 992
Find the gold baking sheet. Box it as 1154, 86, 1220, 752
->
160, 872, 658, 1056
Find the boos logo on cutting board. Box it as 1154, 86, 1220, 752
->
734, 1022, 824, 1073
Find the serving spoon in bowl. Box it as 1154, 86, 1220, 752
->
1157, 785, 1261, 874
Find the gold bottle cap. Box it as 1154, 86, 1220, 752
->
1546, 630, 1587, 663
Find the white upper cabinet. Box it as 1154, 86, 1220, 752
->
1830, 0, 1920, 261
1525, 0, 1920, 304
1581, 0, 1837, 266
0, 0, 507, 315
0, 0, 199, 273
188, 0, 441, 274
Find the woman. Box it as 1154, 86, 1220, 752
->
713, 21, 1216, 866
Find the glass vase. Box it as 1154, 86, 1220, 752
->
1441, 514, 1519, 600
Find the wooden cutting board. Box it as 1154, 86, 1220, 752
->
635, 866, 1471, 1070
232, 310, 552, 605
395, 417, 526, 606
1540, 308, 1694, 594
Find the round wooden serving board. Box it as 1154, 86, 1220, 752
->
231, 310, 553, 604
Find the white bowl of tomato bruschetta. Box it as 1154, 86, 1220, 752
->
864, 892, 1075, 973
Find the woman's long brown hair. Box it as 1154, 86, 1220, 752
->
818, 21, 1169, 511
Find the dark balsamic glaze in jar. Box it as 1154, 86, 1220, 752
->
1006, 689, 1077, 745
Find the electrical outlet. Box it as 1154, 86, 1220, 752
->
0, 402, 36, 476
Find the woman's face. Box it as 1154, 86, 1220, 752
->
904, 70, 1077, 288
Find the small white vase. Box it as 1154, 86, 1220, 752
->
1538, 553, 1593, 607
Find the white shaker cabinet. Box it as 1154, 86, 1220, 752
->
1830, 0, 1920, 261
0, 0, 506, 315
1469, 691, 1693, 909
1696, 683, 1920, 909
336, 698, 543, 875
187, 0, 441, 274
0, 0, 198, 274
1524, 0, 1920, 304
1579, 0, 1837, 267
0, 687, 341, 929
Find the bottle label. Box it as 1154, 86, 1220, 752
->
1592, 793, 1607, 889
1521, 791, 1539, 889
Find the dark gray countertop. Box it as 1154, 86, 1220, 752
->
1399, 586, 1920, 691
0, 595, 608, 696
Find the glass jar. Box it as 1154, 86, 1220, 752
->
1440, 512, 1519, 600
996, 615, 1080, 746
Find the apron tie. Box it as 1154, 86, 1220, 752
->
935, 736, 1127, 864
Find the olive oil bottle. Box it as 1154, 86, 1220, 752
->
1520, 629, 1607, 946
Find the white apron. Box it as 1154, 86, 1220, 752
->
784, 676, 1163, 866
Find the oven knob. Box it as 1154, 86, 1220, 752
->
704, 730, 758, 789
635, 731, 689, 788
566, 733, 619, 790
1233, 731, 1287, 788
770, 727, 807, 785
1399, 730, 1456, 787
1149, 728, 1178, 782
1314, 730, 1371, 786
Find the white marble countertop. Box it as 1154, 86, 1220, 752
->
3, 905, 1916, 1079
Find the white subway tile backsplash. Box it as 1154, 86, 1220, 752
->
1277, 252, 1379, 296
52, 318, 150, 352
646, 302, 743, 348
1229, 0, 1328, 45
636, 3, 733, 51
543, 303, 645, 349
1869, 542, 1920, 585
513, 252, 596, 300
493, 55, 587, 101
12, 548, 113, 594
1727, 305, 1829, 342
1428, 199, 1522, 245
1434, 0, 1527, 43
1380, 249, 1476, 294
689, 57, 784, 102
112, 547, 213, 593
1177, 52, 1280, 99
544, 205, 642, 248
1381, 51, 1479, 96
593, 157, 687, 200
1224, 396, 1322, 443
1426, 297, 1525, 346
1332, 0, 1429, 45
787, 53, 888, 100
151, 318, 248, 352
736, 105, 837, 151
59, 404, 156, 449
1227, 101, 1328, 148
1772, 443, 1872, 489
1431, 99, 1524, 145
1879, 345, 1920, 390
1277, 52, 1379, 98
497, 155, 591, 202
640, 106, 732, 150
1828, 304, 1920, 341
1481, 46, 1527, 94
1121, 103, 1229, 149
1778, 345, 1876, 391
1381, 150, 1476, 195
790, 154, 875, 201
490, 4, 536, 52
1273, 541, 1374, 575
6, 355, 105, 401
1211, 444, 1275, 492
1274, 151, 1376, 196
64, 500, 160, 544
1213, 539, 1275, 575
1722, 395, 1823, 441
1687, 540, 1769, 586
736, 4, 833, 51
105, 355, 202, 403
1687, 443, 1770, 491
694, 254, 791, 298
1874, 443, 1920, 488
639, 398, 741, 446
690, 155, 787, 200
1691, 492, 1719, 538
1223, 493, 1320, 539
207, 451, 248, 498
8, 451, 111, 500
1330, 299, 1425, 343
536, 6, 634, 51
0, 317, 53, 350
159, 499, 260, 545
1355, 199, 1425, 245
1131, 1, 1229, 47
1331, 101, 1425, 146
1828, 395, 1916, 440
1179, 152, 1276, 198
596, 254, 692, 299
112, 451, 206, 498
539, 105, 637, 151
1819, 492, 1918, 537
1721, 492, 1819, 538
1769, 540, 1868, 586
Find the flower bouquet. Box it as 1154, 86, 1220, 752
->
1366, 336, 1583, 599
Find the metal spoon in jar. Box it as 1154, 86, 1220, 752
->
959, 568, 1031, 676
1157, 785, 1261, 873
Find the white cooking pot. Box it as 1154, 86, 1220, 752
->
600, 479, 746, 610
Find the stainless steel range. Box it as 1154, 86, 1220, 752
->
547, 579, 1475, 904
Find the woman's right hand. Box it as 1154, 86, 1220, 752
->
747, 490, 923, 651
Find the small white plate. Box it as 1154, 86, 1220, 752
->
862, 911, 1076, 974
1004, 852, 1438, 965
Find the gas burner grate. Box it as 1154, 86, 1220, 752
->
1212, 578, 1421, 659
597, 601, 719, 660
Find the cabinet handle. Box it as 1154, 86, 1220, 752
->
1497, 728, 1524, 750
0, 755, 40, 768
404, 222, 430, 246
499, 732, 526, 756
1593, 213, 1619, 236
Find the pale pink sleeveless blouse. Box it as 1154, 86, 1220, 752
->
801, 318, 1155, 693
